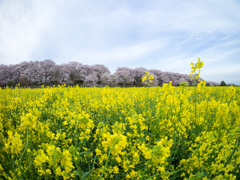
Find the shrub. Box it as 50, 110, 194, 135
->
19, 76, 29, 87
7, 80, 14, 87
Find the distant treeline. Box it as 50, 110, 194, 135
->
0, 59, 220, 88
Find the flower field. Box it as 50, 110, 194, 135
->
1, 80, 240, 179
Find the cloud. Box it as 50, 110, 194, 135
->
0, 0, 58, 64
0, 0, 240, 84
65, 38, 167, 64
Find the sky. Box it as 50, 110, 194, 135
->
0, 0, 240, 85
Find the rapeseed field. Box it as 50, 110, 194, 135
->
0, 61, 240, 179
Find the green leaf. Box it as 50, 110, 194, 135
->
82, 171, 90, 180
79, 151, 91, 156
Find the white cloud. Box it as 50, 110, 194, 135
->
0, 0, 240, 84
0, 0, 58, 64
65, 38, 167, 64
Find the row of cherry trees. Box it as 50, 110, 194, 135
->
0, 59, 219, 87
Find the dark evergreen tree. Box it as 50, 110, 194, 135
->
220, 81, 227, 86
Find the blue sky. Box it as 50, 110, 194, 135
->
0, 0, 240, 84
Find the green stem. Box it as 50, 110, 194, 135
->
19, 128, 29, 163
98, 138, 118, 180
88, 155, 97, 179
224, 137, 239, 166
146, 164, 190, 180
141, 159, 151, 179
147, 85, 149, 132
44, 162, 47, 180
194, 77, 197, 131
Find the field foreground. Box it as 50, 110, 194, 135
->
0, 84, 240, 179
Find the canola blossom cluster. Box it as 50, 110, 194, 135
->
142, 71, 154, 86
189, 58, 204, 81
0, 64, 240, 179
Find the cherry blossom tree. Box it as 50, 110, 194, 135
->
91, 64, 110, 85
114, 67, 134, 87
0, 64, 9, 87
132, 67, 147, 87
100, 72, 118, 87
0, 59, 219, 87
39, 59, 56, 84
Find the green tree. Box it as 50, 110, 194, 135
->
220, 81, 227, 86
19, 76, 29, 87
7, 80, 14, 87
